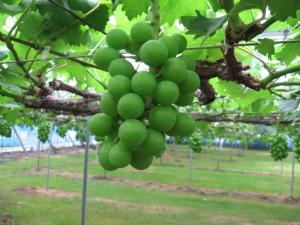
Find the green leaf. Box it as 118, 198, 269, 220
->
276, 34, 300, 64
255, 38, 275, 59
59, 25, 90, 46
19, 11, 45, 41
85, 4, 110, 31
232, 0, 267, 13
120, 0, 150, 20
208, 0, 221, 12
267, 0, 300, 21
161, 0, 208, 25
181, 13, 227, 41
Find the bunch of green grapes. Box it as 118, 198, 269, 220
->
56, 125, 69, 138
293, 134, 300, 163
90, 22, 199, 171
175, 136, 185, 145
0, 120, 12, 137
189, 134, 202, 153
269, 134, 289, 161
38, 122, 51, 143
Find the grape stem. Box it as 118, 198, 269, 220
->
150, 0, 160, 39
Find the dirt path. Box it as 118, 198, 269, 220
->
14, 186, 188, 215
30, 168, 300, 204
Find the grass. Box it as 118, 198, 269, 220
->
0, 145, 300, 225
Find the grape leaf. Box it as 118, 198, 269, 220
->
255, 38, 275, 59
85, 4, 110, 31
181, 13, 227, 40
18, 11, 45, 41
120, 0, 150, 20
276, 34, 300, 64
232, 0, 267, 13
267, 0, 300, 21
58, 25, 90, 46
160, 0, 208, 25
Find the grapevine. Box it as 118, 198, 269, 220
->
189, 134, 202, 153
89, 22, 197, 171
38, 122, 51, 143
0, 119, 12, 138
269, 134, 289, 161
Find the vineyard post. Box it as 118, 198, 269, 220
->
80, 126, 90, 225
290, 147, 295, 198
36, 140, 40, 171
45, 135, 53, 191
188, 147, 193, 186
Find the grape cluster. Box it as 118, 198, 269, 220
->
0, 120, 12, 137
189, 134, 202, 153
38, 122, 51, 143
90, 22, 198, 171
269, 135, 288, 161
293, 135, 300, 163
56, 125, 69, 138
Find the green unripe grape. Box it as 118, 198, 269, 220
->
108, 58, 135, 78
100, 93, 118, 117
117, 93, 145, 119
88, 113, 113, 137
130, 21, 153, 44
189, 134, 202, 153
131, 71, 156, 97
159, 36, 179, 58
98, 140, 117, 171
172, 33, 187, 53
118, 119, 147, 146
131, 152, 153, 170
108, 75, 131, 100
175, 93, 195, 106
180, 70, 200, 93
162, 58, 187, 84
106, 28, 129, 50
154, 81, 179, 105
149, 106, 177, 132
109, 142, 132, 168
93, 47, 120, 70
179, 55, 196, 70
0, 120, 12, 138
139, 129, 165, 156
170, 113, 196, 137
269, 135, 289, 161
139, 40, 168, 67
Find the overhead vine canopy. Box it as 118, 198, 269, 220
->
0, 0, 299, 125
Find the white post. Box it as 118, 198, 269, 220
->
188, 147, 193, 186
290, 147, 295, 198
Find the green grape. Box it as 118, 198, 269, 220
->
269, 134, 289, 161
38, 122, 51, 143
90, 28, 198, 171
0, 120, 12, 137
189, 134, 202, 153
